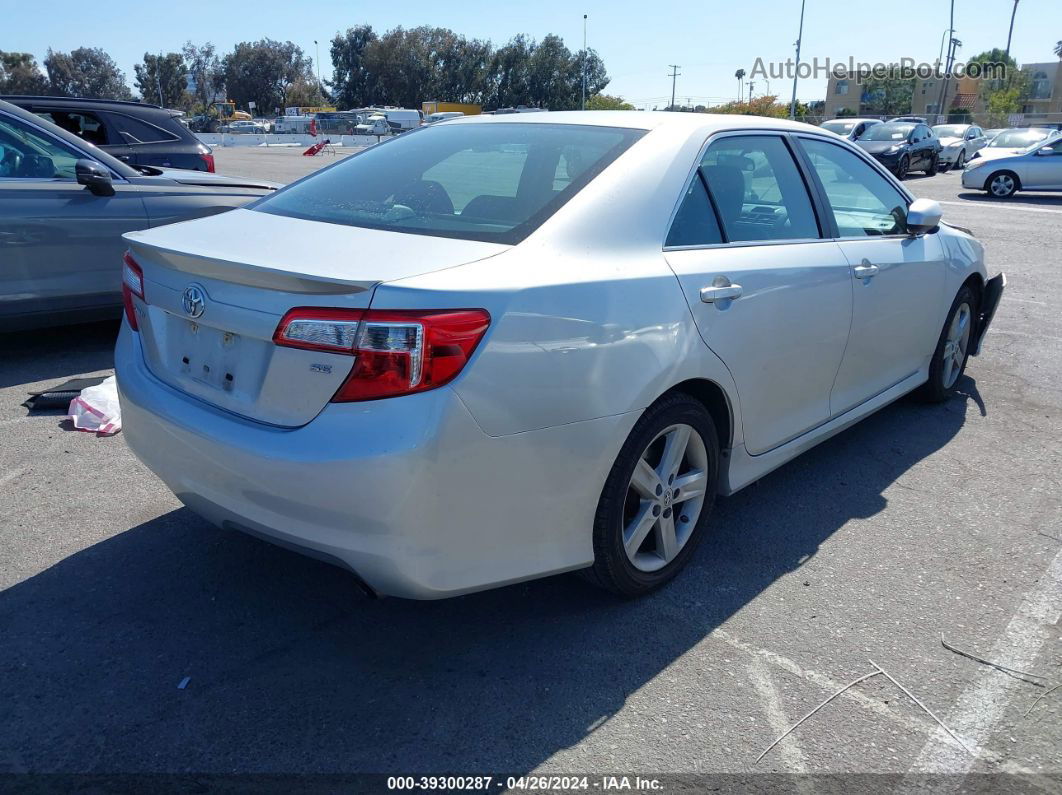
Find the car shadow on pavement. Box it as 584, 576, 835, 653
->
955, 191, 1062, 207
0, 320, 119, 390
0, 378, 980, 774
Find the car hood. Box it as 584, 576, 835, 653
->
151, 168, 281, 191
856, 140, 906, 154
974, 147, 1029, 162
938, 137, 962, 147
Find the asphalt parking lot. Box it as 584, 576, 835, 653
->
1, 155, 1060, 786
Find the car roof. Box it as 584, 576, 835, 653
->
0, 98, 139, 178
825, 117, 879, 124
446, 110, 828, 136
1, 94, 163, 110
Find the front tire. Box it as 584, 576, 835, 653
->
954, 149, 965, 170
583, 393, 720, 596
986, 170, 1019, 198
918, 285, 977, 403
895, 156, 910, 180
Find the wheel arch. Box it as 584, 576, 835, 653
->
660, 378, 734, 452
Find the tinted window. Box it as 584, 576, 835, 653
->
0, 113, 81, 179
700, 135, 819, 242
665, 174, 723, 247
106, 112, 179, 144
255, 123, 644, 244
801, 138, 908, 237
33, 110, 110, 146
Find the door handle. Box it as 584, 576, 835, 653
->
700, 282, 743, 303
853, 263, 879, 279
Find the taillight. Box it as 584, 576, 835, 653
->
121, 252, 144, 331
272, 308, 491, 401
200, 153, 215, 172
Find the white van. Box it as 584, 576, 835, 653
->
378, 108, 424, 130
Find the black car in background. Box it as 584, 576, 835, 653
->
0, 95, 214, 172
854, 121, 941, 179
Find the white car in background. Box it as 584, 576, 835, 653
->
970, 127, 1060, 163
820, 118, 882, 141
931, 123, 987, 170
962, 136, 1062, 197
116, 112, 1004, 599
425, 111, 465, 124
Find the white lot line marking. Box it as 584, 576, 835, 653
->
908, 545, 1062, 777
0, 468, 26, 489
711, 629, 1041, 775
748, 656, 812, 783
939, 200, 1062, 216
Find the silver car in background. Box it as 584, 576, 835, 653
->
0, 100, 278, 330
931, 123, 987, 170
820, 118, 881, 141
117, 112, 1004, 599
962, 136, 1062, 197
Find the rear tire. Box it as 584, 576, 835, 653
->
918, 285, 978, 403
925, 154, 939, 176
582, 392, 720, 597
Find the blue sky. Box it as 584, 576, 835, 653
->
5, 0, 1060, 107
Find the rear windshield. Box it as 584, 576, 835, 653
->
821, 121, 855, 134
254, 122, 644, 244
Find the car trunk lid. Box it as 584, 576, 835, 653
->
124, 209, 507, 427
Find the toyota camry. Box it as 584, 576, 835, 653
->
115, 112, 1005, 599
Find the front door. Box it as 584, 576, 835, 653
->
664, 133, 854, 455
797, 135, 946, 415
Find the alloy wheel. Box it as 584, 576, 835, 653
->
896, 157, 909, 180
622, 423, 709, 573
990, 173, 1016, 197
955, 150, 965, 169
941, 302, 972, 388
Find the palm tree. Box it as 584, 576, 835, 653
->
1055, 40, 1062, 59
735, 69, 746, 102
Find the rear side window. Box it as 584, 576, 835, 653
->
801, 138, 909, 237
700, 135, 820, 242
105, 112, 179, 144
665, 174, 723, 247
255, 123, 645, 244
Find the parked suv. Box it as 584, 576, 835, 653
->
0, 95, 215, 172
855, 121, 941, 179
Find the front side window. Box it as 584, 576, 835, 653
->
0, 113, 81, 179
800, 138, 908, 237
699, 135, 819, 242
33, 109, 110, 147
255, 123, 644, 244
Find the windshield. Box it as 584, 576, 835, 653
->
821, 121, 855, 134
989, 129, 1049, 148
932, 125, 968, 138
255, 123, 644, 244
859, 124, 913, 141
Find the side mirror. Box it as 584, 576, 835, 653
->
75, 158, 115, 196
1036, 146, 1056, 156
906, 198, 942, 236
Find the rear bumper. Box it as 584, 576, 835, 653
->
116, 324, 627, 598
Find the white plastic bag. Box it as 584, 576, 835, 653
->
67, 375, 122, 435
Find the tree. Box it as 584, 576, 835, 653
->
223, 39, 315, 114
734, 68, 745, 101
705, 94, 789, 118
329, 25, 379, 107
0, 52, 49, 94
587, 93, 633, 110
1055, 40, 1062, 59
859, 74, 914, 116
134, 52, 189, 108
182, 41, 223, 110
44, 47, 132, 99
967, 49, 1028, 126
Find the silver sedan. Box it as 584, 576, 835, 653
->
117, 112, 1004, 598
0, 100, 278, 330
962, 136, 1062, 197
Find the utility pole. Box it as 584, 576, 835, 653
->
748, 81, 756, 105
156, 52, 164, 106
314, 40, 322, 94
934, 0, 955, 122
668, 65, 681, 111
1005, 0, 1020, 59
581, 14, 588, 110
789, 0, 807, 119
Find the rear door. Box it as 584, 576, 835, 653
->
796, 135, 946, 414
664, 132, 854, 455
1022, 141, 1062, 189
0, 109, 147, 322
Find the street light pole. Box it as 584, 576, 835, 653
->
789, 0, 807, 119
1005, 0, 1020, 59
934, 0, 955, 122
314, 39, 322, 95
581, 14, 588, 110
156, 52, 164, 106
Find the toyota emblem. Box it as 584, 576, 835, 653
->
182, 285, 206, 319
